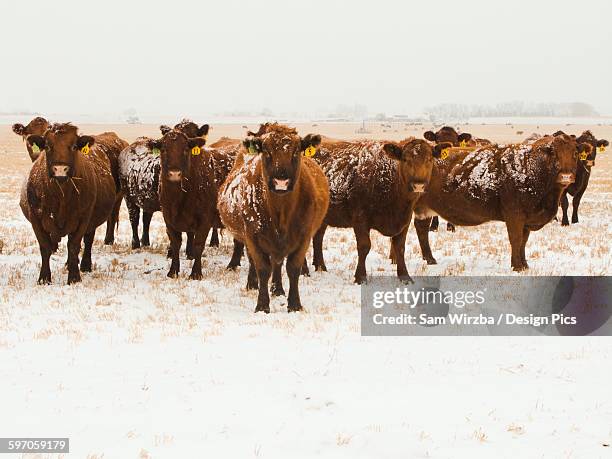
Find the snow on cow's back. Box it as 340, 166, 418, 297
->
446, 146, 502, 202
318, 140, 397, 205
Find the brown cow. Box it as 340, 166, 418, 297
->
12, 117, 50, 162
218, 124, 329, 313
13, 117, 126, 245
312, 138, 448, 283
558, 130, 608, 225
148, 129, 243, 279
413, 134, 591, 271
423, 126, 491, 233
21, 123, 117, 284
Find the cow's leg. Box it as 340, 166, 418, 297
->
126, 199, 141, 249
31, 217, 53, 284
301, 258, 310, 277
271, 262, 285, 296
185, 232, 195, 260
80, 230, 95, 272
141, 211, 153, 246
414, 217, 436, 265
389, 241, 396, 265
429, 216, 439, 232
560, 190, 570, 226
287, 242, 309, 312
66, 232, 84, 284
505, 219, 527, 271
312, 224, 328, 271
166, 227, 181, 278
447, 222, 456, 232
189, 227, 208, 280
226, 239, 244, 270
353, 223, 371, 284
248, 245, 271, 313
392, 227, 412, 283
246, 251, 258, 290
571, 189, 585, 224
520, 227, 531, 270
209, 228, 220, 247
104, 193, 122, 245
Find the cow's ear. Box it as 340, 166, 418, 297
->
598, 139, 609, 148
188, 137, 207, 149
458, 133, 472, 142
382, 143, 403, 160
243, 137, 263, 154
26, 135, 45, 150
12, 123, 26, 136
433, 142, 453, 158
423, 131, 436, 142
160, 125, 172, 135
301, 134, 321, 150
553, 130, 565, 137
198, 124, 210, 137
77, 135, 95, 150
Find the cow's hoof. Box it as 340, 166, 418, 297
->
571, 218, 579, 224
226, 262, 240, 271
80, 261, 92, 272
425, 257, 437, 265
255, 304, 270, 314
288, 304, 303, 313
271, 283, 285, 297
37, 276, 51, 285
189, 272, 203, 280
131, 240, 141, 250
141, 238, 150, 247
399, 274, 414, 284
354, 275, 367, 285
314, 263, 327, 272
167, 270, 179, 279
561, 220, 569, 226
104, 238, 114, 245
67, 272, 81, 284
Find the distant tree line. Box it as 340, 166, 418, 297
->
424, 102, 599, 121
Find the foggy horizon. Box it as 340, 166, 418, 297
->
3, 0, 611, 118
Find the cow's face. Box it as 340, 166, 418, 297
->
27, 124, 94, 182
160, 120, 209, 139
382, 140, 451, 193
12, 117, 50, 162
575, 131, 608, 168
424, 127, 472, 147
539, 134, 591, 185
244, 131, 321, 194
149, 131, 206, 183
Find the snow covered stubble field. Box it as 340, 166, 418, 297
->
0, 124, 611, 458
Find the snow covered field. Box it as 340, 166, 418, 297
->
1, 124, 611, 458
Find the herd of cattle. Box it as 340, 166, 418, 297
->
11, 118, 608, 312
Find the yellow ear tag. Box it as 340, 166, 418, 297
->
247, 145, 257, 155
191, 146, 201, 156
304, 145, 316, 157
580, 152, 588, 161
598, 146, 606, 153
31, 143, 40, 153
459, 140, 467, 148
81, 144, 90, 155
440, 148, 450, 160
152, 147, 161, 156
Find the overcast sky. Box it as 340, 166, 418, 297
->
2, 0, 611, 117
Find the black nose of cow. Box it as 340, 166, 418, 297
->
168, 170, 182, 182
51, 164, 70, 178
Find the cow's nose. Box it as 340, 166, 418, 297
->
52, 165, 70, 177
557, 173, 575, 184
168, 170, 182, 182
412, 183, 426, 193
